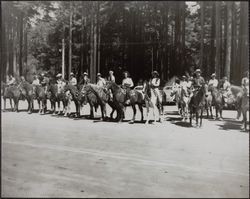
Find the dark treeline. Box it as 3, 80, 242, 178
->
1, 1, 248, 85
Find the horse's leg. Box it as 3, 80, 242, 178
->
139, 104, 144, 122
90, 104, 94, 119
3, 98, 6, 111
200, 109, 203, 127
189, 110, 192, 126
130, 104, 136, 123
210, 105, 213, 119
9, 98, 13, 111
195, 111, 199, 127
16, 99, 19, 112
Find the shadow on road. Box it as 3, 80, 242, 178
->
216, 118, 249, 132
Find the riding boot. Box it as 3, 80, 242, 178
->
125, 88, 131, 105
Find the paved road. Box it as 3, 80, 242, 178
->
1, 99, 249, 197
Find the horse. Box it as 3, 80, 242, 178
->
47, 83, 68, 115
2, 83, 21, 112
2, 83, 13, 111
63, 84, 82, 117
105, 81, 144, 123
79, 83, 117, 120
170, 85, 182, 115
33, 85, 47, 114
221, 85, 243, 119
170, 85, 189, 120
19, 81, 35, 114
205, 91, 213, 118
188, 84, 209, 127
143, 80, 163, 124
208, 85, 224, 120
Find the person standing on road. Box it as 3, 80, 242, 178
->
122, 71, 134, 105
150, 71, 162, 105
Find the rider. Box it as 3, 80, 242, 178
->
180, 75, 189, 96
122, 71, 134, 105
208, 73, 219, 88
108, 70, 115, 82
32, 75, 40, 94
241, 71, 249, 96
96, 73, 106, 87
7, 74, 16, 86
69, 72, 77, 86
221, 76, 231, 104
56, 73, 66, 93
150, 71, 162, 105
40, 72, 50, 94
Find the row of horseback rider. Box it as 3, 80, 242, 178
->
171, 69, 249, 104
5, 68, 249, 106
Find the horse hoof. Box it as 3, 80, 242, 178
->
129, 120, 134, 124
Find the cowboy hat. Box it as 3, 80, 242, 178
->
83, 72, 88, 76
123, 71, 130, 76
41, 73, 45, 76
211, 73, 216, 77
195, 69, 201, 73
182, 75, 187, 79
97, 73, 101, 76
56, 73, 62, 78
70, 72, 74, 76
152, 71, 159, 76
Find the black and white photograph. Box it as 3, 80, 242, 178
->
0, 1, 249, 198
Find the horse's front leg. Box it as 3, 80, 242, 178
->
139, 104, 144, 122
9, 98, 13, 111
130, 104, 136, 123
200, 109, 203, 127
57, 101, 61, 115
37, 99, 41, 114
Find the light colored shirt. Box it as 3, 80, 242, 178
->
108, 75, 115, 82
32, 79, 40, 85
7, 77, 16, 85
223, 81, 231, 91
69, 77, 77, 86
208, 78, 219, 87
97, 77, 106, 87
242, 77, 249, 88
187, 80, 192, 88
151, 78, 160, 87
122, 77, 134, 88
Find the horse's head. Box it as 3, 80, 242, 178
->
201, 83, 209, 97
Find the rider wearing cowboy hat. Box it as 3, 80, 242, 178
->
122, 71, 134, 105
150, 70, 162, 105
40, 72, 50, 94
96, 73, 106, 87
69, 72, 77, 86
208, 73, 219, 88
193, 69, 205, 88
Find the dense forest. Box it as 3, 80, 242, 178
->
0, 1, 248, 85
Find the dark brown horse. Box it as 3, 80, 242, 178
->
2, 83, 13, 111
33, 85, 47, 114
47, 83, 69, 115
189, 84, 208, 127
105, 81, 144, 123
79, 83, 114, 120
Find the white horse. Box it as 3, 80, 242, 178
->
143, 81, 162, 124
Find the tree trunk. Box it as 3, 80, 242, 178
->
200, 1, 204, 71
68, 2, 73, 79
230, 2, 237, 84
210, 2, 216, 74
225, 2, 232, 80
19, 12, 23, 76
238, 2, 248, 80
215, 2, 221, 79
